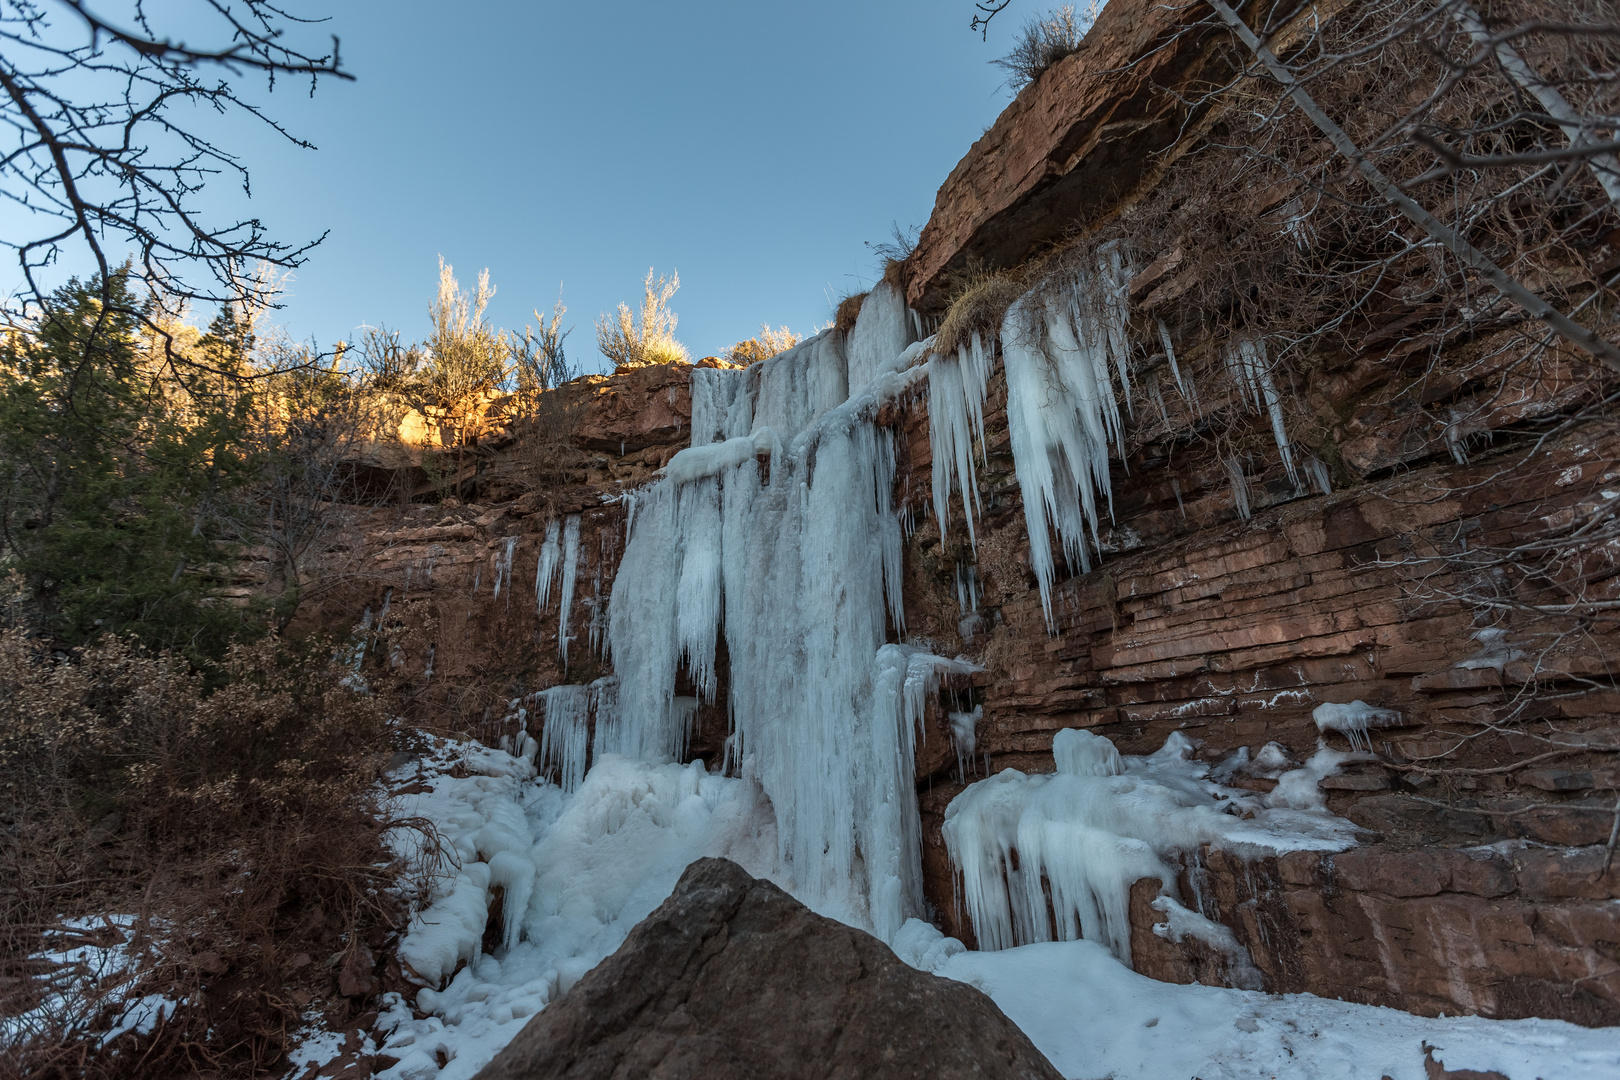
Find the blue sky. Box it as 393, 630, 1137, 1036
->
12, 1, 1031, 369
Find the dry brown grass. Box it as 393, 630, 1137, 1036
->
933, 269, 1029, 356
0, 630, 408, 1079
834, 292, 868, 334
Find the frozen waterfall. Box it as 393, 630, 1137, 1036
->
601, 311, 960, 935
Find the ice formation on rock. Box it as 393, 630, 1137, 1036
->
492, 536, 517, 604
1265, 744, 1351, 811
533, 684, 592, 794
1455, 627, 1526, 671
534, 518, 561, 614
844, 281, 913, 399
948, 705, 981, 782
1311, 700, 1405, 752
601, 307, 959, 934
1156, 316, 1198, 413
943, 729, 1357, 958
557, 515, 581, 667
1000, 290, 1127, 629
928, 331, 993, 548
1223, 337, 1298, 489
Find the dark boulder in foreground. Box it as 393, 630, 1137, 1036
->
474, 858, 1062, 1080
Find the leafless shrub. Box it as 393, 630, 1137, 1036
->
0, 631, 407, 1079
867, 224, 920, 288
991, 4, 1095, 93
511, 300, 576, 402
597, 269, 688, 369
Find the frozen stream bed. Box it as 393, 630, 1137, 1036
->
275, 735, 1620, 1080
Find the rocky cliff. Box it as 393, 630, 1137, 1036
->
304, 0, 1619, 1029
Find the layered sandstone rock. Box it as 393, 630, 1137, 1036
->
293, 0, 1619, 1031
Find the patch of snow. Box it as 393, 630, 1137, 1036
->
931, 937, 1620, 1080
1149, 895, 1263, 990
1455, 628, 1526, 671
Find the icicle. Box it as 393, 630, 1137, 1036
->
1224, 456, 1252, 521
926, 331, 993, 549
867, 645, 981, 940
955, 562, 980, 614
1303, 456, 1332, 495
492, 536, 518, 604
535, 684, 592, 793
1223, 337, 1297, 488
557, 515, 582, 667
1157, 317, 1198, 415
535, 518, 562, 614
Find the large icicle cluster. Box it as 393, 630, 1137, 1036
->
532, 514, 583, 664
999, 257, 1135, 629
927, 330, 994, 549
601, 306, 954, 933
918, 248, 1138, 628
942, 729, 1358, 959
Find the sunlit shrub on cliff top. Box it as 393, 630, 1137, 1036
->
726, 324, 801, 366
993, 4, 1095, 93
597, 268, 689, 369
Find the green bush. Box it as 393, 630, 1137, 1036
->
0, 273, 265, 662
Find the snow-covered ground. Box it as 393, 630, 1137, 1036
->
338, 735, 1620, 1080
6, 913, 182, 1066
370, 736, 783, 1080
935, 935, 1620, 1080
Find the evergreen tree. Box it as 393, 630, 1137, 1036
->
0, 273, 263, 660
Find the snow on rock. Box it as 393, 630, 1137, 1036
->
1455, 627, 1527, 671
1311, 699, 1405, 752
1148, 895, 1264, 990
943, 730, 1358, 957
1265, 744, 1352, 811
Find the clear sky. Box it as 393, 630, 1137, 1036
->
22, 1, 1032, 370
